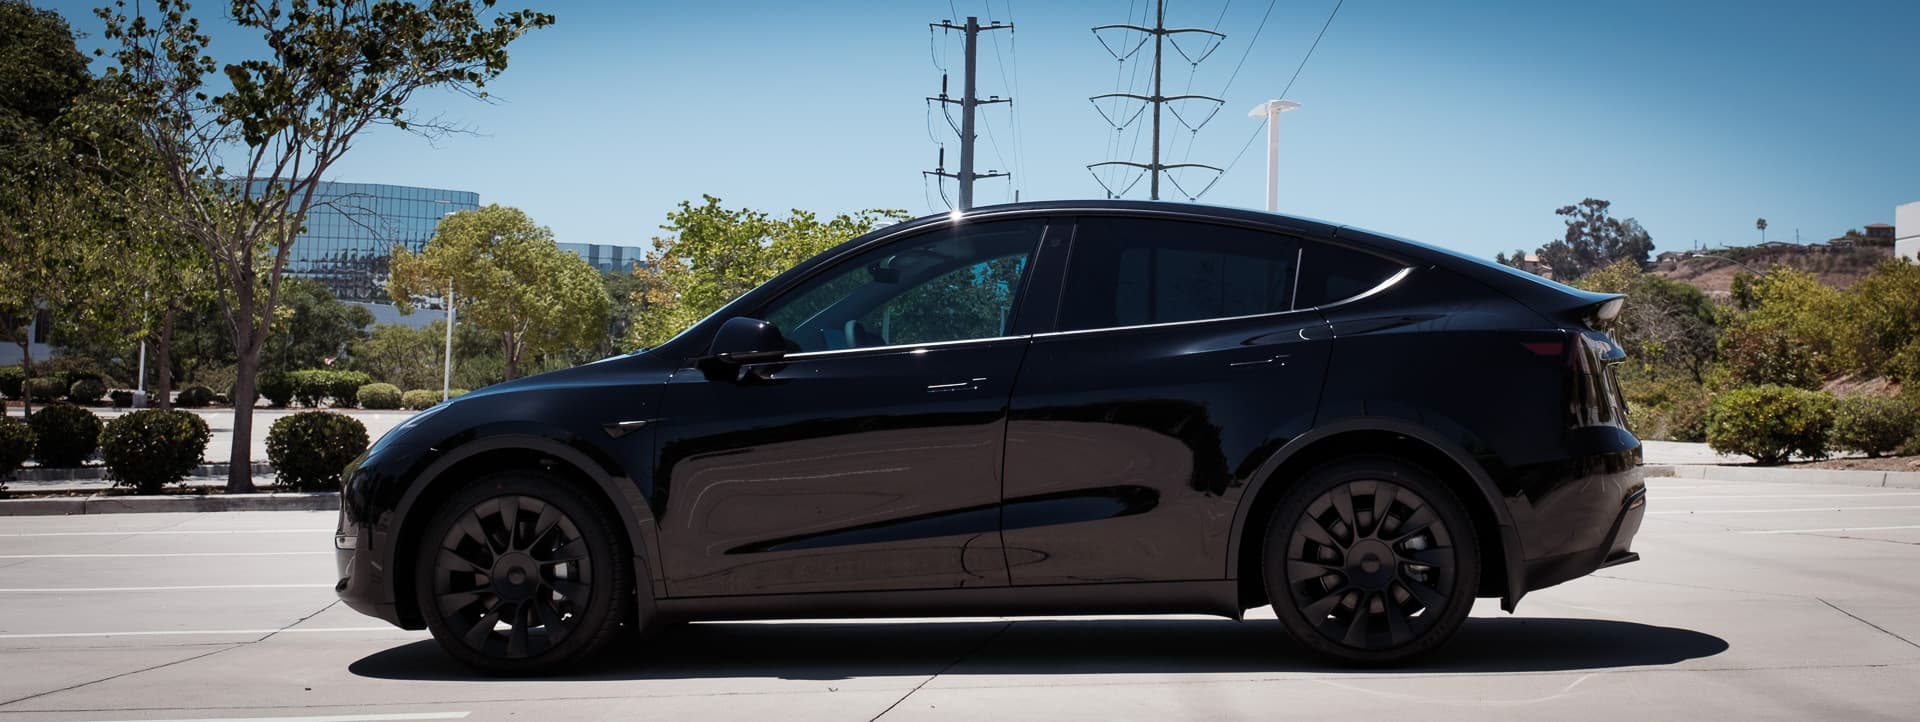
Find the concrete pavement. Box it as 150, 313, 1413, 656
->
0, 474, 1916, 721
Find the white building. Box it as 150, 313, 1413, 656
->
1899, 201, 1920, 263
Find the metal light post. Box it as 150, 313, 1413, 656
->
438, 211, 458, 402
1247, 99, 1301, 212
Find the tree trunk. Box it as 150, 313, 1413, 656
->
502, 333, 518, 381
14, 339, 29, 417
154, 304, 175, 410
227, 346, 259, 493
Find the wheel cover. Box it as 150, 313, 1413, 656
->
1284, 479, 1458, 651
432, 494, 593, 659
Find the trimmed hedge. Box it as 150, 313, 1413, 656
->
259, 371, 294, 408
401, 389, 440, 410
288, 369, 373, 408
0, 366, 22, 399
0, 416, 31, 481
175, 385, 216, 408
26, 377, 65, 402
356, 383, 402, 410
100, 409, 211, 494
1707, 385, 1837, 465
266, 411, 369, 491
68, 378, 107, 404
27, 405, 103, 467
1829, 396, 1917, 458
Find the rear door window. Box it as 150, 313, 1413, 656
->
1059, 217, 1299, 331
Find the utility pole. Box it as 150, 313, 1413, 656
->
1247, 100, 1301, 212
925, 16, 1011, 211
1088, 0, 1225, 200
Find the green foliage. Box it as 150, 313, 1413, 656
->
99, 409, 210, 493
257, 370, 293, 408
1829, 396, 1917, 458
68, 378, 106, 404
265, 411, 369, 492
449, 388, 470, 398
109, 389, 134, 408
1621, 373, 1710, 442
624, 196, 910, 349
347, 320, 501, 391
1831, 259, 1920, 381
26, 404, 101, 466
261, 278, 374, 374
1716, 322, 1823, 390
401, 389, 440, 410
1535, 199, 1654, 281
175, 385, 215, 407
1707, 385, 1837, 465
0, 416, 31, 480
1575, 261, 1723, 382
0, 366, 21, 398
26, 377, 64, 402
388, 205, 609, 380
355, 383, 402, 410
286, 369, 372, 408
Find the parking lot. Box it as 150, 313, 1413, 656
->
0, 473, 1916, 722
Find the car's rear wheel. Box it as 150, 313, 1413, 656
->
1262, 456, 1479, 665
414, 471, 630, 674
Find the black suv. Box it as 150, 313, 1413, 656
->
336, 201, 1645, 673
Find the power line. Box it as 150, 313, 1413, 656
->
1216, 0, 1278, 101
1204, 0, 1344, 200
1088, 0, 1226, 200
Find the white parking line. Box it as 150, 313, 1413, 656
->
0, 529, 332, 538
0, 626, 410, 640
75, 713, 466, 722
0, 552, 333, 559
0, 584, 333, 593
1651, 505, 1920, 515
1655, 492, 1920, 500
1738, 525, 1920, 535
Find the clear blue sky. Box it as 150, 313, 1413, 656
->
53, 0, 1920, 258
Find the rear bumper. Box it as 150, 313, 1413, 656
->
1517, 486, 1645, 595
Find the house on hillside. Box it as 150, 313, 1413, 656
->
1515, 253, 1555, 280
1865, 223, 1895, 245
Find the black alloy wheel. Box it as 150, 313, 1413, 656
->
1263, 456, 1480, 665
415, 471, 631, 674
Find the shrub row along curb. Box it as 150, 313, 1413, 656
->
6, 461, 275, 483
1650, 464, 1920, 490
0, 492, 340, 516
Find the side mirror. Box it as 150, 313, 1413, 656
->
704, 317, 788, 367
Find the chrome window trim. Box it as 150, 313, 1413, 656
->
778, 333, 1032, 361
1034, 264, 1412, 340
1312, 265, 1413, 312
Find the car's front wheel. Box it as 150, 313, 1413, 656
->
1262, 456, 1480, 665
414, 471, 630, 674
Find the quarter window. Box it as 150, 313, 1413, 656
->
760, 220, 1043, 353
1295, 241, 1405, 308
1059, 217, 1299, 331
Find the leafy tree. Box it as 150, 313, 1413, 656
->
1831, 259, 1920, 381
388, 205, 608, 380
91, 0, 552, 492
348, 320, 500, 392
0, 0, 97, 415
262, 278, 373, 374
626, 196, 909, 348
1535, 199, 1654, 282
1575, 260, 1722, 383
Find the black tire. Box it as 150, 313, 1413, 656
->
413, 470, 631, 675
1261, 455, 1480, 665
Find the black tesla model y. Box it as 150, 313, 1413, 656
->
336, 201, 1646, 673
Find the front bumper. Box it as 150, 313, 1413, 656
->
335, 517, 410, 628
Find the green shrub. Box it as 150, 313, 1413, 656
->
1829, 396, 1917, 458
26, 405, 102, 467
287, 369, 374, 407
449, 388, 470, 398
175, 385, 215, 408
356, 383, 402, 409
266, 411, 369, 491
1707, 385, 1837, 465
258, 371, 294, 408
0, 366, 22, 398
288, 369, 327, 407
0, 417, 32, 481
326, 371, 372, 407
68, 378, 107, 404
401, 389, 440, 410
109, 389, 134, 408
26, 377, 65, 402
99, 409, 211, 494
1622, 376, 1711, 442
1716, 322, 1824, 390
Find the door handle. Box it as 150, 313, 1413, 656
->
927, 377, 988, 393
1229, 354, 1290, 368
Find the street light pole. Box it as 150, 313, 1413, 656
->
1246, 100, 1300, 212
438, 211, 458, 402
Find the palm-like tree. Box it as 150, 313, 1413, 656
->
1756, 218, 1768, 243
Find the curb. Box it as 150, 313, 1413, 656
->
8, 461, 275, 483
0, 492, 339, 516
1650, 464, 1920, 490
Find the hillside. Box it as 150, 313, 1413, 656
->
1646, 245, 1893, 301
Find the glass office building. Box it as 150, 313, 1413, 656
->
557, 242, 644, 273
250, 181, 481, 303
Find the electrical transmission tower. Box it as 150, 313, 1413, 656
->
1088, 0, 1225, 200
924, 16, 1012, 211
